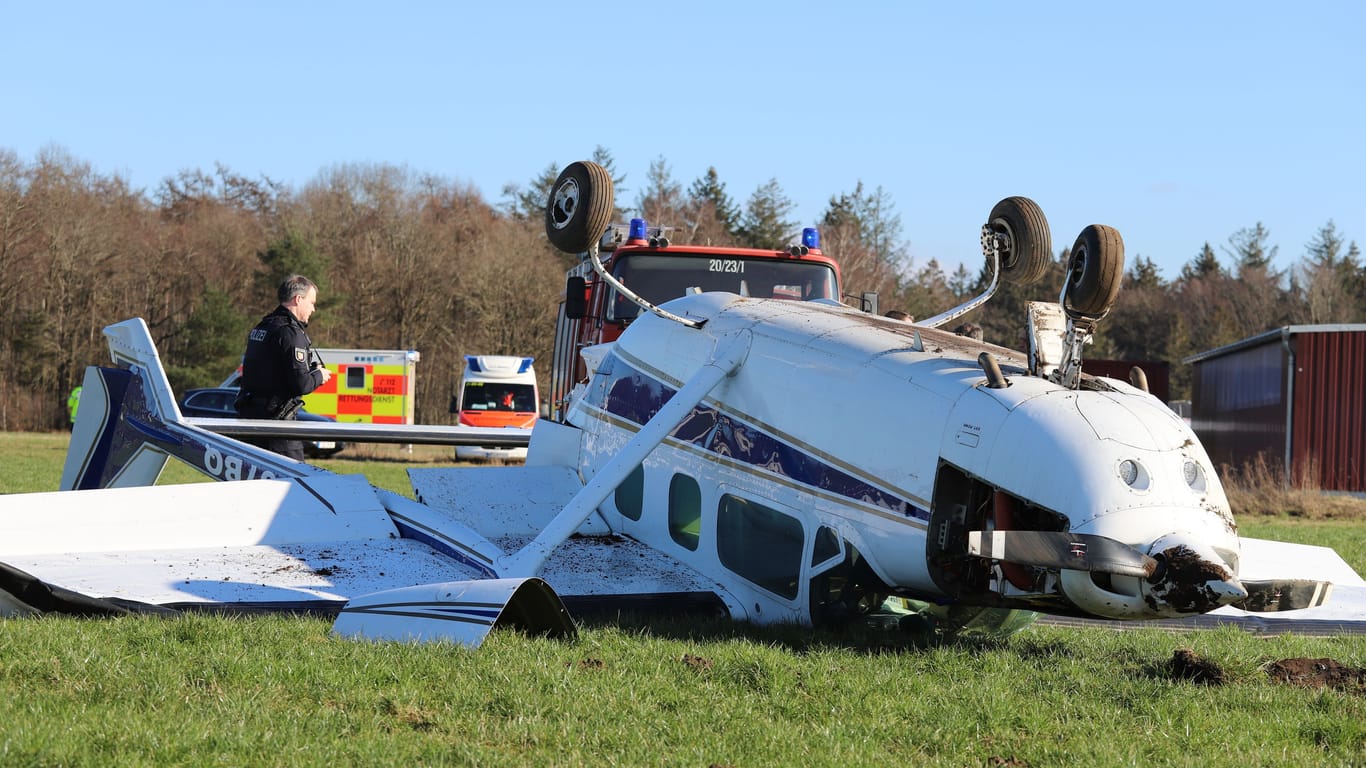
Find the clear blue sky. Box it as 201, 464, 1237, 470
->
5, 2, 1363, 281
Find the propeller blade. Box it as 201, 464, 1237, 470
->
1234, 579, 1334, 612
968, 530, 1158, 578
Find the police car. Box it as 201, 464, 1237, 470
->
178, 387, 345, 458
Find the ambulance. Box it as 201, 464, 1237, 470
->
452, 355, 538, 461
223, 348, 421, 425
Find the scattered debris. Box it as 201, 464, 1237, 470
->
1167, 648, 1226, 685
682, 653, 713, 672
1266, 657, 1366, 693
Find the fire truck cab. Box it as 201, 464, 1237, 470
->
549, 217, 844, 420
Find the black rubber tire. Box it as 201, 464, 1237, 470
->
544, 161, 615, 254
986, 196, 1051, 285
1064, 224, 1125, 317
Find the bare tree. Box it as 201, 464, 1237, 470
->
635, 156, 685, 227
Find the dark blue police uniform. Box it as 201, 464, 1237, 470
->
235, 306, 327, 460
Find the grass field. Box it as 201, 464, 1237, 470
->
1, 432, 1365, 766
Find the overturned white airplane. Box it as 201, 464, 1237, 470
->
1, 161, 1361, 645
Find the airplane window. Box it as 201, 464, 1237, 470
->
668, 473, 701, 551
812, 526, 841, 567
616, 464, 644, 522
716, 494, 803, 600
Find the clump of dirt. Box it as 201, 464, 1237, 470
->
1165, 648, 1227, 685
682, 653, 713, 672
1266, 658, 1366, 693
987, 756, 1030, 767
575, 657, 604, 670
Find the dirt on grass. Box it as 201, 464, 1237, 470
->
1265, 657, 1366, 693
1154, 649, 1366, 695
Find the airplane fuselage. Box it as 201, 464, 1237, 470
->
556, 293, 1241, 625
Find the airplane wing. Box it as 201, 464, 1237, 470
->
184, 417, 531, 447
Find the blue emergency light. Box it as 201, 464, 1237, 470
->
802, 227, 820, 249
629, 218, 648, 240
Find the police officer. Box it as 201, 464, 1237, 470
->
235, 274, 333, 460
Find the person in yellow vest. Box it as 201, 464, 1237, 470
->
67, 385, 82, 430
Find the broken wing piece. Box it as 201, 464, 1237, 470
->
331, 578, 576, 647
0, 561, 176, 618
1235, 580, 1334, 612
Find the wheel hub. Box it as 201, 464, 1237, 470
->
549, 180, 580, 230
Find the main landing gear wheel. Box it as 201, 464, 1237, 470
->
1064, 224, 1125, 317
986, 196, 1051, 285
545, 161, 615, 254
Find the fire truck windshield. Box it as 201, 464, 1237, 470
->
606, 253, 838, 321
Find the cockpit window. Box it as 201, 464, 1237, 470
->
607, 254, 838, 321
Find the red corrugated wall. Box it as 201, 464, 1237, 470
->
1292, 332, 1366, 491
1083, 360, 1171, 403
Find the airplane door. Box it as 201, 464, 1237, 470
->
711, 487, 839, 624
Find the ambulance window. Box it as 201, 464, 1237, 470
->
616, 463, 644, 521
668, 473, 701, 551
717, 494, 803, 600
346, 366, 365, 388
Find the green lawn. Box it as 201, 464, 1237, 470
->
1, 432, 1364, 766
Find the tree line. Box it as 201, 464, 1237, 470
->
0, 145, 1359, 430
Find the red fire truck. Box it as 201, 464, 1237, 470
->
548, 216, 849, 420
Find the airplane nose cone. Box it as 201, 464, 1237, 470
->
1144, 534, 1246, 615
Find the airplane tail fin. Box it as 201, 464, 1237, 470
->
62, 319, 183, 490
61, 318, 308, 490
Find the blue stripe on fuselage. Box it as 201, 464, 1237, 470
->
585, 352, 929, 522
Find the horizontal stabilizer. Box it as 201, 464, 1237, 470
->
331, 577, 575, 647
968, 529, 1158, 578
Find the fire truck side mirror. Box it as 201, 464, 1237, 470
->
564, 276, 587, 320
861, 291, 879, 315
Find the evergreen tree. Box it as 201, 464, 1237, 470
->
1222, 222, 1288, 334
736, 178, 796, 249
257, 230, 329, 299
164, 288, 250, 391
1179, 242, 1223, 281
949, 262, 974, 298
1104, 255, 1184, 365
686, 167, 740, 242
1225, 221, 1278, 274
